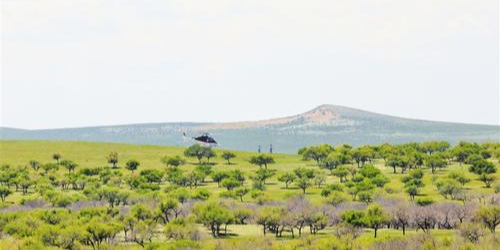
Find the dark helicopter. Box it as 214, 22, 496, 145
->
183, 132, 218, 147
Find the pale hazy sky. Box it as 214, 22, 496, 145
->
1, 0, 499, 129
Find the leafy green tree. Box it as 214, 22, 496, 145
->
157, 199, 180, 224
452, 142, 483, 164
42, 163, 59, 174
192, 189, 211, 200
140, 169, 163, 184
130, 220, 156, 248
161, 155, 186, 167
300, 144, 334, 165
425, 155, 447, 174
221, 151, 236, 164
357, 190, 374, 204
476, 206, 500, 233
402, 169, 425, 200
252, 168, 276, 184
321, 152, 343, 174
293, 167, 315, 179
221, 178, 241, 191
186, 171, 203, 188
98, 188, 129, 208
326, 191, 349, 206
60, 160, 78, 174
0, 187, 12, 203
125, 159, 140, 173
211, 171, 229, 187
465, 154, 483, 165
363, 204, 389, 238
184, 144, 213, 164
228, 169, 245, 184
469, 159, 497, 175
386, 155, 406, 174
435, 179, 462, 199
39, 225, 81, 250
255, 206, 284, 236
194, 164, 212, 183
234, 187, 250, 202
277, 173, 296, 189
82, 221, 122, 250
448, 171, 471, 186
52, 153, 62, 164
479, 174, 496, 188
340, 210, 366, 227
249, 155, 275, 169
193, 202, 233, 237
296, 177, 311, 194
420, 141, 450, 155
314, 171, 327, 188
204, 148, 217, 163
29, 160, 41, 173
351, 147, 373, 167
371, 174, 390, 188
333, 167, 349, 182
107, 151, 119, 169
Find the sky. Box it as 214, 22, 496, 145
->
1, 0, 499, 129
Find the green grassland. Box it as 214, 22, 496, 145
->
0, 140, 497, 204
0, 140, 499, 250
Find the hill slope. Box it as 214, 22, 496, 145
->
1, 105, 499, 153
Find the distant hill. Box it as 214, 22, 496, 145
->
1, 105, 499, 153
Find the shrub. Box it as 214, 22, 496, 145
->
415, 197, 434, 206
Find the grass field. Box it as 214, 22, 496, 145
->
1, 140, 497, 205
0, 140, 499, 250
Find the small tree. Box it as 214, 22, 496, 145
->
28, 160, 41, 172
476, 206, 500, 233
435, 179, 462, 199
42, 163, 59, 174
469, 159, 496, 175
52, 153, 62, 164
184, 144, 205, 164
211, 171, 229, 187
300, 144, 334, 165
363, 204, 388, 238
161, 156, 186, 167
0, 187, 12, 203
252, 168, 276, 184
126, 160, 140, 173
60, 159, 78, 174
107, 151, 119, 169
193, 202, 233, 237
296, 178, 311, 194
321, 153, 342, 174
249, 155, 275, 169
425, 155, 447, 174
277, 173, 296, 189
221, 178, 240, 191
221, 151, 236, 164
334, 167, 349, 182
204, 148, 217, 163
448, 171, 471, 186
194, 165, 213, 183
157, 199, 180, 224
234, 187, 249, 202
478, 174, 496, 188
82, 221, 121, 250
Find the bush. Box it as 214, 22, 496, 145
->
415, 197, 434, 206
191, 189, 211, 200
164, 218, 201, 241
326, 191, 349, 206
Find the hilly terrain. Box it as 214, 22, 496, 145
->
1, 104, 499, 153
